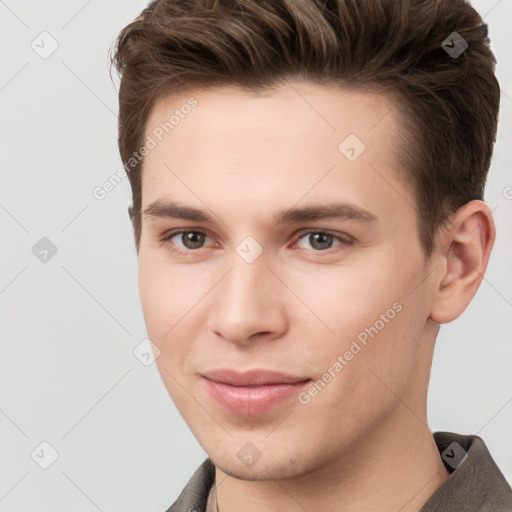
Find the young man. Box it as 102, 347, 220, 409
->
111, 0, 512, 510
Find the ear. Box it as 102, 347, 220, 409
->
429, 200, 495, 324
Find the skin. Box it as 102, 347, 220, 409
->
136, 81, 494, 511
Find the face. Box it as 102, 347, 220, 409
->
137, 81, 436, 480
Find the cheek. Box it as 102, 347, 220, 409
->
137, 255, 197, 400
137, 249, 187, 341
284, 258, 404, 346
299, 300, 421, 438
138, 254, 167, 332
137, 248, 213, 361
294, 253, 423, 392
138, 241, 177, 302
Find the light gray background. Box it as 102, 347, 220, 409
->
0, 1, 511, 510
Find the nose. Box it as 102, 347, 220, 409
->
207, 253, 289, 346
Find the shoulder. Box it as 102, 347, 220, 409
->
165, 458, 216, 512
421, 431, 512, 512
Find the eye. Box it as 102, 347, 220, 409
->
294, 231, 353, 251
160, 229, 353, 256
162, 230, 214, 253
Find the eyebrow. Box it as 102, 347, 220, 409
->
142, 200, 378, 226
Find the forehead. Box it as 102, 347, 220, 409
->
140, 82, 410, 221
143, 81, 401, 156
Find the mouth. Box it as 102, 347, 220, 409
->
201, 368, 312, 415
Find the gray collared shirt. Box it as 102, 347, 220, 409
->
167, 432, 512, 511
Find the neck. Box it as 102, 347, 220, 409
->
214, 414, 449, 512
214, 321, 449, 511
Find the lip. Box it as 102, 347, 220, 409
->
202, 368, 309, 386
201, 369, 312, 415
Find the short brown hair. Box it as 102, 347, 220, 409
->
111, 0, 500, 256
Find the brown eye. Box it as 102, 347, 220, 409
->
179, 232, 207, 249
307, 233, 334, 250
296, 231, 351, 251
162, 230, 213, 253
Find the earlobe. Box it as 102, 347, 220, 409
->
429, 200, 495, 324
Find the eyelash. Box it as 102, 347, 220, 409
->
160, 229, 353, 256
